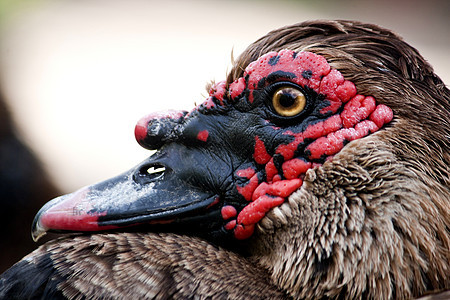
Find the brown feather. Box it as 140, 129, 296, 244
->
26, 232, 288, 299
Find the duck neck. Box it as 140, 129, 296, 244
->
248, 141, 449, 299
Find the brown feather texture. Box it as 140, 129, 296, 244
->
0, 20, 448, 299
21, 233, 288, 299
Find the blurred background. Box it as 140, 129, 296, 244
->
0, 0, 448, 271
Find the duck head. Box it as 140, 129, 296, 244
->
32, 49, 393, 244
30, 20, 450, 298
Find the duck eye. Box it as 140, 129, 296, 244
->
272, 86, 306, 117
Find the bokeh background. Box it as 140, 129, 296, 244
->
0, 0, 448, 271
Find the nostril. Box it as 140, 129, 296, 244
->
146, 165, 166, 175
134, 163, 168, 184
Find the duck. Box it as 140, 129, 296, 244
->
0, 20, 448, 299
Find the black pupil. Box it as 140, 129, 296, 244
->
279, 92, 296, 108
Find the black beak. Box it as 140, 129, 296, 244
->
32, 149, 222, 242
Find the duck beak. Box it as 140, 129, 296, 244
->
31, 150, 221, 242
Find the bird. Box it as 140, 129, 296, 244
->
0, 20, 449, 299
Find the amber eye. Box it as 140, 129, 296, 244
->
272, 86, 306, 117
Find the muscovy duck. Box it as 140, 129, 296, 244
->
0, 20, 449, 299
